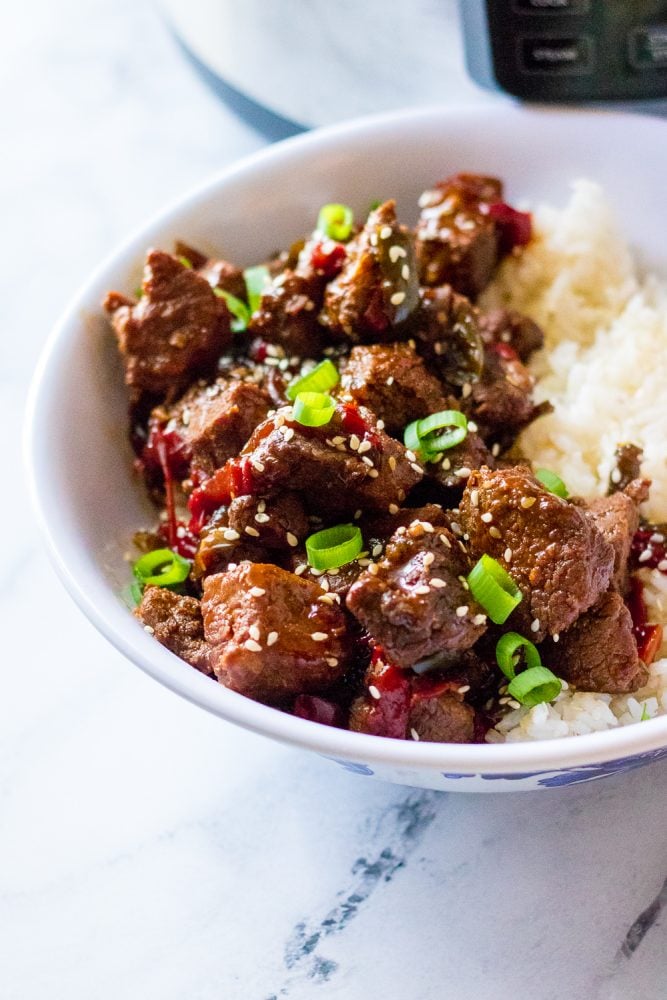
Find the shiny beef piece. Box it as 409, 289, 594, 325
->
608, 443, 644, 495
227, 493, 309, 550
541, 590, 648, 693
174, 240, 247, 303
322, 200, 419, 342
422, 427, 495, 493
587, 482, 647, 593
346, 520, 487, 669
412, 285, 484, 389
136, 586, 211, 675
159, 377, 271, 476
459, 466, 615, 641
408, 690, 475, 743
104, 251, 231, 399
201, 562, 348, 702
339, 342, 448, 434
249, 270, 326, 359
231, 404, 423, 516
416, 174, 502, 297
465, 343, 542, 447
479, 308, 544, 362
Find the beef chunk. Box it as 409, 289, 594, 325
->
465, 343, 542, 447
161, 377, 271, 476
423, 427, 495, 492
339, 342, 448, 433
416, 174, 502, 297
231, 403, 423, 516
587, 487, 644, 593
175, 240, 247, 303
459, 466, 615, 640
361, 504, 450, 547
413, 285, 484, 389
348, 658, 412, 739
104, 250, 231, 398
136, 586, 211, 675
227, 493, 309, 550
408, 691, 475, 743
201, 562, 348, 702
346, 519, 487, 669
608, 443, 644, 495
322, 200, 419, 342
542, 590, 648, 693
479, 308, 544, 362
249, 270, 326, 359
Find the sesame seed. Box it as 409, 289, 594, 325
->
143, 625, 155, 634
414, 585, 431, 595
227, 563, 238, 571
319, 594, 335, 605
553, 633, 560, 643
491, 443, 501, 457
401, 264, 410, 280
251, 459, 265, 472
470, 489, 479, 508
377, 419, 385, 430
354, 509, 362, 519
370, 232, 379, 246
255, 512, 270, 523
410, 728, 420, 742
388, 502, 399, 514
430, 578, 447, 588
504, 548, 512, 563
368, 563, 380, 575
423, 552, 435, 567
331, 435, 345, 445
245, 526, 260, 537
257, 500, 266, 513
369, 684, 381, 700
368, 469, 379, 478
244, 639, 262, 652
286, 532, 299, 547
651, 533, 665, 543
610, 468, 622, 484
223, 528, 240, 541
372, 543, 383, 557
311, 632, 328, 642
294, 563, 307, 576
284, 427, 295, 442
442, 457, 451, 470
327, 657, 339, 667
411, 462, 423, 474
349, 434, 361, 451
473, 613, 487, 626
462, 382, 472, 399
379, 225, 392, 239
267, 631, 279, 646
455, 467, 471, 478
397, 489, 406, 501
362, 456, 374, 467
386, 376, 395, 386
530, 618, 541, 633
310, 567, 324, 576
520, 496, 536, 509
249, 624, 261, 641
358, 440, 372, 455
358, 558, 370, 567
456, 605, 469, 617
489, 526, 501, 539
458, 685, 471, 694
467, 420, 478, 433
249, 587, 266, 597
439, 533, 452, 549
659, 560, 667, 572
639, 549, 653, 563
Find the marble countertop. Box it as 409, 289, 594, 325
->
5, 1, 667, 996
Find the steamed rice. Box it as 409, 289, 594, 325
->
480, 180, 667, 742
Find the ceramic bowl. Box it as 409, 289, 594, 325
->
26, 105, 667, 791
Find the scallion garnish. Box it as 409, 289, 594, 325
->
293, 391, 336, 428
243, 265, 271, 313
535, 468, 569, 498
316, 203, 354, 242
286, 359, 339, 401
507, 665, 562, 707
467, 554, 522, 624
403, 410, 468, 460
178, 255, 193, 269
133, 547, 191, 588
306, 524, 363, 570
214, 287, 251, 332
495, 632, 541, 680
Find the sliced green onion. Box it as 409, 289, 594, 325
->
243, 265, 271, 313
317, 203, 354, 242
495, 632, 541, 680
535, 468, 569, 498
368, 199, 381, 213
178, 255, 193, 269
467, 554, 523, 625
133, 548, 191, 588
507, 665, 562, 707
286, 359, 339, 401
293, 391, 336, 428
214, 287, 251, 332
403, 420, 422, 455
641, 704, 650, 721
403, 410, 468, 459
306, 524, 363, 570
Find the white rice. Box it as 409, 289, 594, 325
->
479, 180, 667, 742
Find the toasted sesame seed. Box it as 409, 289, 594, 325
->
377, 419, 385, 430
462, 382, 472, 399
266, 631, 279, 646
553, 633, 560, 643
411, 462, 423, 474
491, 443, 501, 457
244, 639, 262, 652
310, 567, 324, 576
249, 587, 266, 597
362, 456, 374, 467
372, 543, 383, 557
358, 558, 371, 567
368, 563, 380, 575
370, 231, 379, 246
255, 512, 270, 524
397, 489, 406, 501
610, 468, 622, 484
369, 684, 381, 700
520, 496, 536, 509
257, 500, 266, 513
481, 512, 493, 524
327, 656, 339, 667
651, 533, 665, 543
385, 376, 395, 388
390, 290, 406, 306
319, 594, 335, 605
401, 264, 410, 281
470, 489, 479, 507
249, 624, 261, 641
294, 563, 307, 575
414, 584, 431, 595
286, 532, 299, 547
473, 613, 487, 626
659, 560, 667, 572
368, 468, 379, 478
251, 459, 265, 472
311, 632, 328, 642
489, 526, 502, 539
455, 467, 471, 478
639, 549, 653, 563
456, 605, 469, 617
404, 449, 417, 463
245, 526, 260, 537
504, 547, 513, 563
227, 563, 237, 571
458, 685, 471, 694
143, 625, 155, 634
423, 551, 435, 567
349, 434, 361, 451
467, 420, 478, 433
530, 618, 541, 633
439, 533, 452, 549
358, 439, 372, 454
223, 528, 240, 541
410, 728, 420, 742
388, 503, 399, 515
430, 578, 447, 588
379, 225, 392, 239
442, 457, 451, 470
354, 509, 362, 519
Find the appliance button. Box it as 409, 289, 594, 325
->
513, 0, 590, 13
628, 26, 667, 69
519, 35, 593, 74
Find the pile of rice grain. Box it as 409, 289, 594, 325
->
480, 180, 667, 742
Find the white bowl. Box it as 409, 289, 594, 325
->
26, 105, 667, 792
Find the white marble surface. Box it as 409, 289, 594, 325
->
5, 1, 667, 997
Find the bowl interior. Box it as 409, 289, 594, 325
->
27, 105, 667, 775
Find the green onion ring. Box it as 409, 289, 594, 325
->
317, 203, 354, 242
293, 391, 336, 428
305, 524, 363, 571
178, 255, 193, 269
403, 419, 423, 455
507, 665, 562, 707
467, 554, 523, 625
535, 468, 569, 498
495, 632, 541, 680
403, 410, 468, 459
214, 288, 251, 332
133, 548, 191, 588
243, 265, 271, 313
286, 359, 340, 401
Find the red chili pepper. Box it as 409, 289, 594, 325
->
628, 577, 664, 665
489, 340, 520, 363
488, 201, 533, 254
310, 240, 346, 278
355, 647, 411, 739
340, 403, 383, 450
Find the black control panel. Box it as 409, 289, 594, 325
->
462, 0, 667, 101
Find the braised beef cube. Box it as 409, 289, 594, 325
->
346, 520, 487, 669
587, 485, 645, 593
608, 443, 644, 495
408, 691, 475, 743
348, 658, 412, 739
459, 466, 615, 640
416, 174, 502, 297
235, 404, 423, 516
136, 586, 211, 675
175, 240, 247, 303
104, 250, 231, 399
339, 342, 448, 433
542, 590, 648, 693
163, 377, 271, 476
423, 428, 495, 492
465, 344, 542, 447
201, 562, 349, 702
322, 200, 419, 342
249, 270, 326, 359
361, 504, 450, 549
479, 308, 544, 362
193, 523, 270, 580
413, 285, 484, 389
287, 553, 364, 600
227, 492, 309, 550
